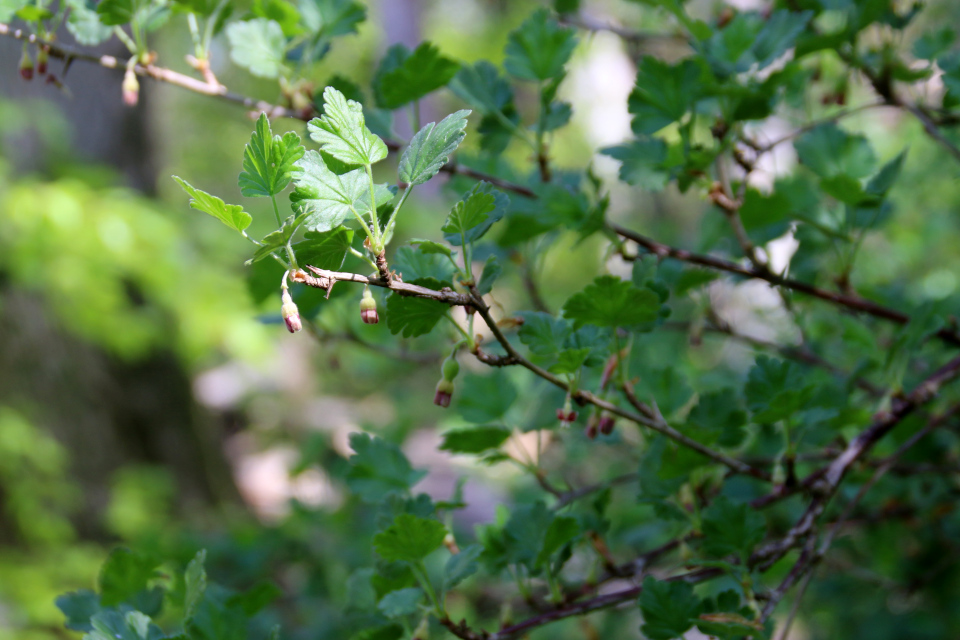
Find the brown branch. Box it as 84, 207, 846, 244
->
292, 266, 473, 306
468, 291, 771, 481
612, 222, 960, 348
750, 353, 960, 571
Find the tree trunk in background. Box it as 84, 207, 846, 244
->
0, 30, 242, 541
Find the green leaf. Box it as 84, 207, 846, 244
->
456, 372, 517, 423
541, 101, 572, 131
56, 590, 100, 632
346, 433, 426, 503
0, 0, 28, 22
385, 278, 449, 338
239, 113, 305, 197
98, 548, 158, 607
548, 348, 590, 374
309, 86, 389, 166
392, 246, 455, 284
700, 10, 812, 78
504, 8, 578, 81
913, 26, 955, 60
399, 110, 471, 186
439, 426, 511, 454
634, 368, 692, 418
639, 576, 702, 640
794, 123, 877, 179
373, 42, 461, 109
298, 0, 365, 38
476, 254, 501, 295
294, 227, 354, 270
409, 239, 453, 258
377, 588, 423, 618
686, 390, 747, 448
251, 0, 302, 37
173, 177, 252, 232
184, 550, 207, 621
65, 0, 113, 45
518, 312, 572, 358
700, 496, 766, 560
184, 584, 249, 640
373, 514, 447, 563
85, 611, 165, 640
628, 57, 702, 135
226, 18, 287, 79
290, 151, 373, 232
503, 502, 554, 567
443, 544, 482, 590
226, 581, 283, 616
744, 356, 815, 423
562, 275, 661, 328
638, 437, 686, 507
601, 138, 669, 191
247, 213, 304, 264
535, 516, 579, 566
865, 150, 907, 197
95, 0, 135, 26
449, 61, 514, 114
442, 183, 509, 246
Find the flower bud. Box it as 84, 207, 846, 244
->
122, 68, 139, 107
556, 408, 578, 425
585, 416, 598, 440
19, 50, 34, 81
442, 355, 459, 382
434, 378, 454, 408
443, 532, 460, 555
360, 288, 378, 324
36, 47, 48, 76
598, 415, 615, 435
281, 288, 302, 333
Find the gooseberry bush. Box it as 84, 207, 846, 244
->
6, 0, 960, 637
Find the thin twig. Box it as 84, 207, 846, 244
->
612, 222, 960, 348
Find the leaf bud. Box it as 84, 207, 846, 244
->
122, 68, 140, 107
281, 288, 302, 333
19, 49, 34, 81
434, 378, 454, 408
360, 288, 379, 324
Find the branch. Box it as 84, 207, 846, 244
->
750, 353, 960, 570
468, 290, 771, 481
291, 266, 473, 306
559, 13, 688, 45
611, 222, 960, 348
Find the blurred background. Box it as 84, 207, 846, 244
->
1, 0, 960, 638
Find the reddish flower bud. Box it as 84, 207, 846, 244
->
36, 47, 48, 76
585, 417, 598, 440
360, 289, 379, 324
281, 289, 302, 333
434, 378, 454, 408
556, 409, 578, 425
598, 415, 615, 435
19, 50, 34, 81
122, 68, 139, 107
